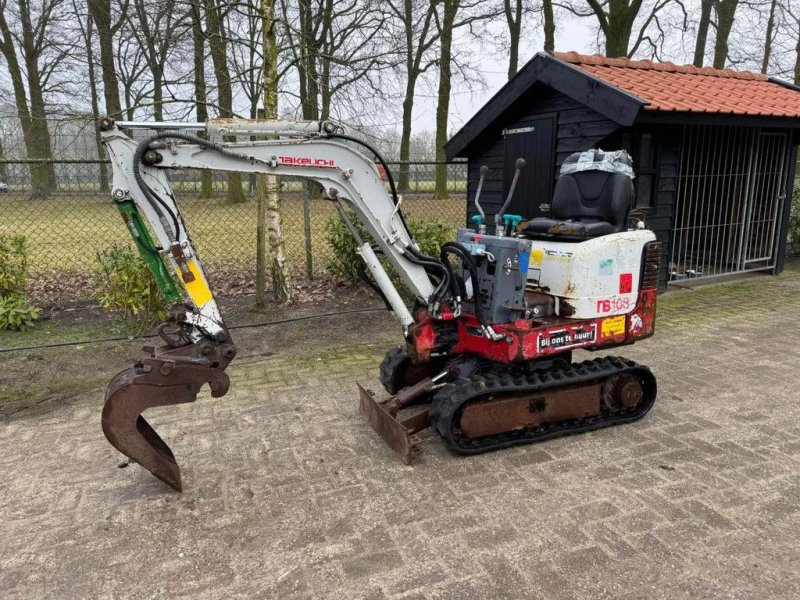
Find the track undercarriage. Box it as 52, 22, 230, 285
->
359, 346, 657, 463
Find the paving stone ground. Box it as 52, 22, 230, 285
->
2, 262, 800, 599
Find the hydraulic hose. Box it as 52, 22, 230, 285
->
440, 247, 466, 302
324, 132, 422, 244
441, 241, 487, 329
133, 131, 259, 242
402, 245, 450, 306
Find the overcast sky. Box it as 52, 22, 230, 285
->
413, 18, 598, 133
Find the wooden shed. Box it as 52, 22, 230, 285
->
445, 51, 800, 289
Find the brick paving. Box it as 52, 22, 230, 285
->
2, 262, 800, 599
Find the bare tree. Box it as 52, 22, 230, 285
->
115, 32, 148, 120
557, 0, 685, 58
693, 0, 713, 65
713, 0, 741, 68
205, 0, 245, 203
128, 0, 189, 121
433, 0, 457, 199
384, 0, 440, 191
783, 0, 800, 83
281, 0, 395, 122
229, 2, 264, 121
0, 0, 66, 197
762, 0, 778, 72
190, 0, 212, 197
433, 0, 494, 199
543, 0, 555, 51
0, 134, 7, 181
256, 0, 290, 304
74, 0, 108, 188
87, 0, 127, 119
504, 0, 523, 78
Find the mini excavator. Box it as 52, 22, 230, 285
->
98, 117, 661, 491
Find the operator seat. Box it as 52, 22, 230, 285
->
517, 149, 635, 241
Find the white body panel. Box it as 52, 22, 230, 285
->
525, 229, 656, 319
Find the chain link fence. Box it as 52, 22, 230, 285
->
0, 159, 468, 305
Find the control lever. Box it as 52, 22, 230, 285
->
496, 158, 526, 237
503, 214, 524, 236
471, 165, 489, 233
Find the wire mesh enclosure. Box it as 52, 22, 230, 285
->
0, 159, 468, 304
670, 125, 791, 282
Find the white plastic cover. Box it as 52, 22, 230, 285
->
559, 149, 635, 179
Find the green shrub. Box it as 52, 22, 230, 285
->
0, 235, 41, 330
323, 209, 455, 284
789, 178, 800, 256
93, 246, 170, 329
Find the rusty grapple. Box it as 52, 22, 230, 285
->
102, 329, 235, 491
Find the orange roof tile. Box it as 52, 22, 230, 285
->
554, 52, 800, 118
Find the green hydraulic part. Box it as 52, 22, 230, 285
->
115, 200, 182, 304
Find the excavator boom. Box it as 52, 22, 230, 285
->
99, 117, 437, 489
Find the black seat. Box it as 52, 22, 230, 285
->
518, 158, 635, 242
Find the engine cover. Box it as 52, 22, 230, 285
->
525, 229, 656, 319
455, 228, 656, 324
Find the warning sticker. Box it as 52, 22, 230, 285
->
601, 315, 626, 338
619, 272, 633, 294
537, 323, 597, 352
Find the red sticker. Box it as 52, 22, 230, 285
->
619, 272, 632, 294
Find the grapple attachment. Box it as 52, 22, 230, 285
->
102, 341, 233, 491
357, 378, 435, 464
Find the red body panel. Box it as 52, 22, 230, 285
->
409, 289, 657, 364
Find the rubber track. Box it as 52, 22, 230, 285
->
379, 346, 408, 394
430, 356, 657, 455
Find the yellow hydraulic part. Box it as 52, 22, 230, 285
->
181, 259, 213, 307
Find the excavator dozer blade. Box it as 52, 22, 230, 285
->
102, 347, 230, 491
357, 380, 433, 465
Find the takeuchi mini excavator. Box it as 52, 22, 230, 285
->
98, 117, 661, 491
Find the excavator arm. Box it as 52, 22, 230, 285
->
98, 117, 440, 490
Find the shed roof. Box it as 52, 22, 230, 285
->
446, 51, 800, 159
555, 52, 800, 117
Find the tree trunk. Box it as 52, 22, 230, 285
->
192, 2, 213, 198
258, 0, 290, 304
761, 0, 777, 74
396, 0, 437, 192
0, 10, 35, 177
298, 0, 320, 209
0, 136, 7, 182
16, 0, 56, 197
693, 0, 713, 67
542, 0, 555, 53
795, 29, 800, 85
152, 67, 164, 121
713, 0, 739, 70
504, 0, 522, 79
87, 0, 123, 119
84, 14, 109, 191
605, 22, 632, 57
434, 0, 458, 200
205, 0, 246, 203
24, 73, 56, 198
398, 82, 415, 192
298, 0, 320, 121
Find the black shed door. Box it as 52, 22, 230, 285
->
502, 116, 556, 220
